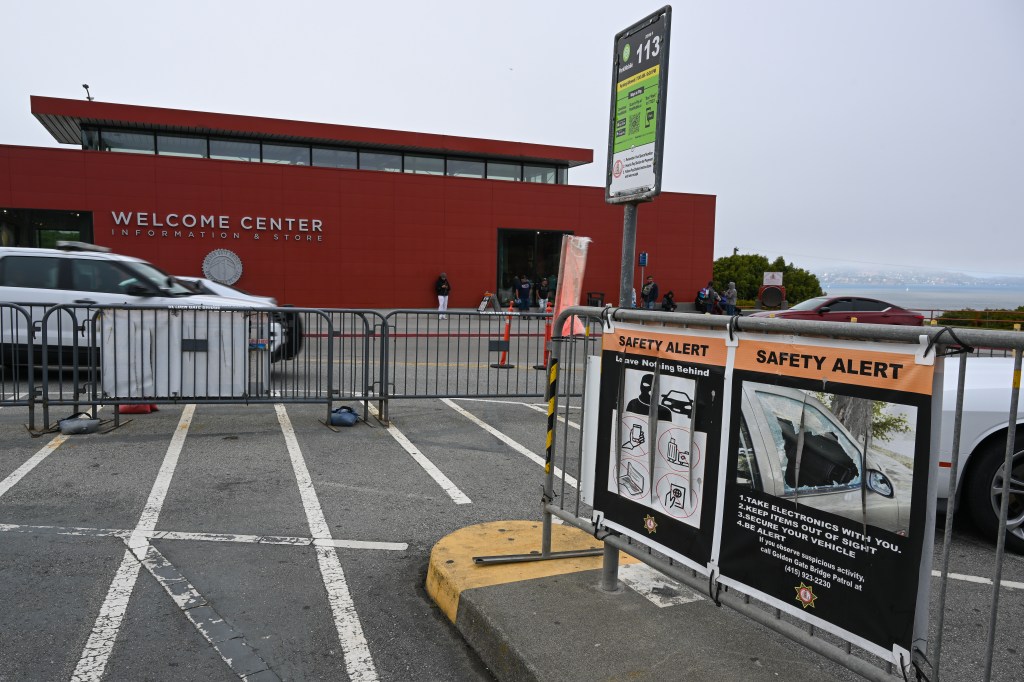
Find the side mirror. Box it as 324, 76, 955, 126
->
818, 306, 831, 314
866, 469, 894, 498
125, 283, 154, 297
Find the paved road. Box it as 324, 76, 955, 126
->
0, 396, 1021, 681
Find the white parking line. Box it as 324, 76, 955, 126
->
0, 405, 110, 500
276, 404, 379, 682
72, 404, 195, 682
367, 403, 472, 505
0, 434, 68, 499
450, 396, 582, 428
519, 401, 581, 429
933, 570, 1024, 591
0, 524, 409, 551
442, 398, 578, 489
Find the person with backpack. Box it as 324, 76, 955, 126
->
699, 281, 718, 314
640, 275, 659, 310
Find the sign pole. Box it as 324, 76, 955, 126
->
619, 202, 639, 306
605, 7, 671, 307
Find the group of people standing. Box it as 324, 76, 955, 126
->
512, 275, 551, 311
638, 275, 738, 315
435, 272, 553, 317
437, 271, 739, 317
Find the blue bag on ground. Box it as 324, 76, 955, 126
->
330, 406, 358, 427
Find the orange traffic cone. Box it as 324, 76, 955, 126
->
490, 300, 516, 369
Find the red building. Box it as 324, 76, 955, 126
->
0, 96, 715, 308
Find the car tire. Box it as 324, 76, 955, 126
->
965, 436, 1024, 554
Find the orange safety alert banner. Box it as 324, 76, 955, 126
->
603, 327, 728, 367
593, 323, 727, 573
718, 333, 937, 664
734, 340, 932, 394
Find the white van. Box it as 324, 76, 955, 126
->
0, 242, 300, 365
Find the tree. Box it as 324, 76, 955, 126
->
712, 252, 824, 304
817, 394, 911, 443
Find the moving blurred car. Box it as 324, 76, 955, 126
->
937, 356, 1024, 553
0, 243, 302, 366
174, 276, 277, 306
175, 275, 302, 363
748, 296, 924, 326
736, 383, 907, 534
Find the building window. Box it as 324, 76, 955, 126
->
263, 143, 311, 165
523, 165, 556, 184
210, 139, 260, 162
404, 155, 444, 175
447, 158, 485, 179
157, 134, 207, 158
100, 131, 155, 154
81, 129, 100, 150
487, 162, 522, 182
359, 151, 402, 172
79, 125, 577, 186
312, 147, 358, 169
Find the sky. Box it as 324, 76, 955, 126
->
2, 1, 1021, 277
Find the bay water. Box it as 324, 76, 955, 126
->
819, 284, 1024, 312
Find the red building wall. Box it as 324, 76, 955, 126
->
0, 144, 715, 308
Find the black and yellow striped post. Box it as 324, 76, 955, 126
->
540, 347, 559, 557
474, 318, 603, 566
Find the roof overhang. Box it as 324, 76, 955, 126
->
30, 96, 593, 168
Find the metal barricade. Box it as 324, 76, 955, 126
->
536, 307, 1023, 682
377, 309, 599, 422
7, 304, 601, 428
0, 303, 37, 422
31, 305, 358, 429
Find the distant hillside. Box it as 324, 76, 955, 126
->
815, 269, 1024, 288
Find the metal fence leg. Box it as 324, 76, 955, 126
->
599, 543, 621, 593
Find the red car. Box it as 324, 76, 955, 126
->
748, 296, 924, 326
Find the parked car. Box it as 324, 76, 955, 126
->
736, 382, 907, 534
748, 296, 924, 326
175, 275, 303, 363
0, 242, 300, 365
174, 276, 277, 306
937, 356, 1024, 552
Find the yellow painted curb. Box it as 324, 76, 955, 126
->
425, 520, 637, 623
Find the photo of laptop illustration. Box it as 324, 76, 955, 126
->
619, 461, 646, 496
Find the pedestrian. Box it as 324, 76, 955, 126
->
435, 272, 451, 319
724, 281, 738, 315
515, 274, 532, 311
536, 277, 551, 311
701, 281, 718, 314
640, 275, 659, 310
660, 290, 677, 312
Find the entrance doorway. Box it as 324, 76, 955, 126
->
496, 228, 572, 307
0, 208, 93, 247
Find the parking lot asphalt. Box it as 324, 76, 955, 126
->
1, 397, 1022, 681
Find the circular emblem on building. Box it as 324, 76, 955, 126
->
202, 249, 243, 285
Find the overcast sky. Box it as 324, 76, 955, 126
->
3, 1, 1021, 277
